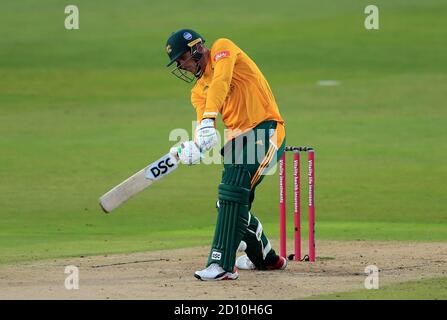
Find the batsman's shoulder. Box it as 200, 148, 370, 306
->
211, 38, 240, 53
210, 38, 240, 65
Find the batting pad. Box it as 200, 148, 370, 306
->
207, 165, 251, 272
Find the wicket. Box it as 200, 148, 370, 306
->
279, 146, 316, 262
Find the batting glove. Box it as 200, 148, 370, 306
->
196, 118, 218, 152
173, 141, 202, 165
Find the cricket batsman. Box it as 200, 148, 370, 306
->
166, 29, 287, 280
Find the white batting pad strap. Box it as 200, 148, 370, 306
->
247, 229, 256, 236
263, 240, 272, 259
255, 220, 263, 241
247, 211, 252, 225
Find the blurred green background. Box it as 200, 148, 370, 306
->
0, 0, 446, 264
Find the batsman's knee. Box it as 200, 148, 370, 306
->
218, 165, 251, 205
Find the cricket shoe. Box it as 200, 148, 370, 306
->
194, 263, 239, 281
236, 255, 288, 270
266, 255, 288, 270
235, 255, 256, 270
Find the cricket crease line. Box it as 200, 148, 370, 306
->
90, 258, 171, 268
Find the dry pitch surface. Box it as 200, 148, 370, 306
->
1, 240, 446, 299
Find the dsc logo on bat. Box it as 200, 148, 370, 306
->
145, 155, 178, 180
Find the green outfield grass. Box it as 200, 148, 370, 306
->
0, 0, 446, 277
308, 277, 447, 300
1, 221, 446, 264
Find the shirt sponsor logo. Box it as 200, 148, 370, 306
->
213, 50, 230, 62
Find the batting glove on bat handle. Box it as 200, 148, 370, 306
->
171, 141, 202, 166
169, 146, 180, 158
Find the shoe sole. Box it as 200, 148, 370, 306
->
194, 271, 239, 281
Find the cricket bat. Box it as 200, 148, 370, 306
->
99, 152, 179, 213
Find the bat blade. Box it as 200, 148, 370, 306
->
99, 153, 178, 213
